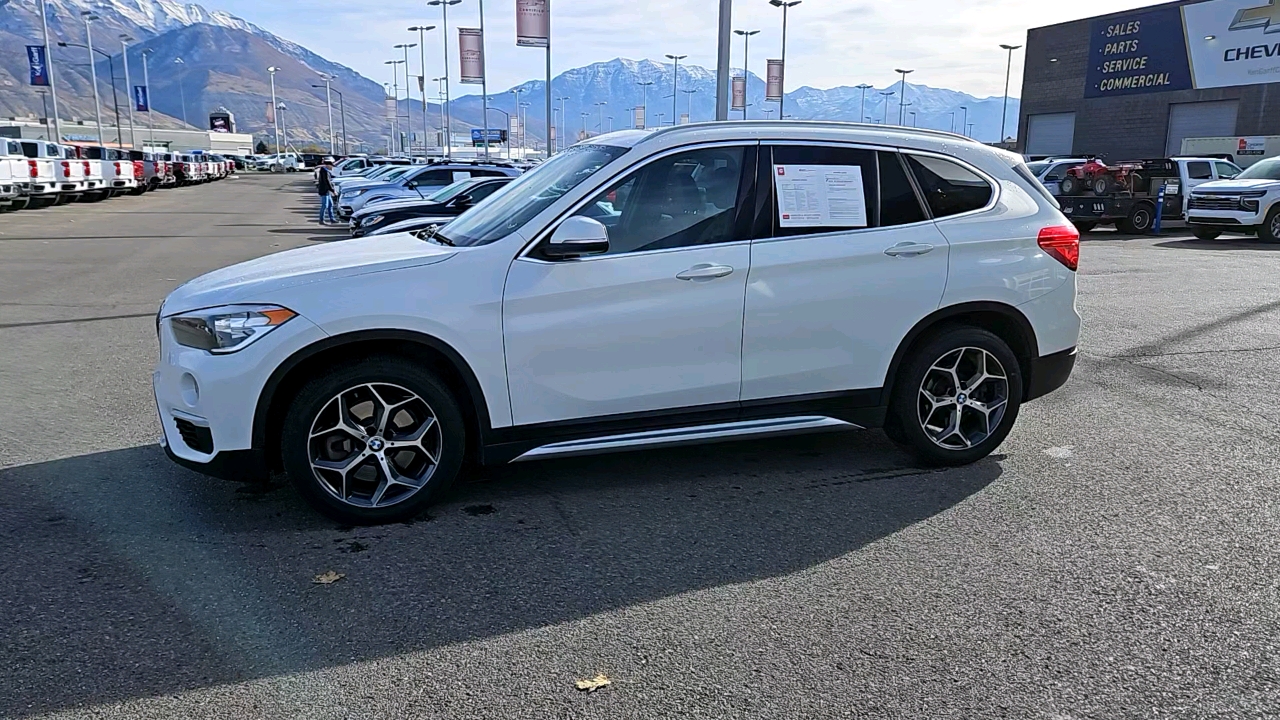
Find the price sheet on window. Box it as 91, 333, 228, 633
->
773, 164, 868, 228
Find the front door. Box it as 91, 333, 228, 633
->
504, 144, 756, 426
742, 146, 952, 401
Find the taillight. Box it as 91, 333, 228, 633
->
83, 160, 90, 175
28, 159, 38, 178
115, 161, 123, 174
61, 160, 70, 173
1038, 225, 1080, 271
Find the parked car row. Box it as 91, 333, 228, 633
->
0, 139, 235, 212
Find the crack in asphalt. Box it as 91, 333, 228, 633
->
0, 311, 156, 330
1109, 344, 1280, 359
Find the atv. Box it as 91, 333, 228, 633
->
1058, 159, 1144, 196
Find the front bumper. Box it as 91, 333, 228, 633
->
1187, 209, 1264, 227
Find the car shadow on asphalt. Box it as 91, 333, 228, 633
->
1155, 238, 1280, 251
0, 430, 1000, 716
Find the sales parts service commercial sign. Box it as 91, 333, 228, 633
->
1086, 0, 1280, 98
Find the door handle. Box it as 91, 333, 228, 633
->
676, 264, 735, 281
884, 242, 935, 257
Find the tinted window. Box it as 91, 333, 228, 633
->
1186, 161, 1212, 180
411, 169, 457, 187
468, 181, 507, 203
1215, 161, 1241, 179
769, 145, 878, 237
19, 142, 37, 158
878, 152, 927, 227
906, 155, 993, 218
570, 146, 746, 256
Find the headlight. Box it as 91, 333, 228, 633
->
1242, 190, 1268, 198
348, 189, 367, 198
168, 304, 296, 353
366, 215, 385, 226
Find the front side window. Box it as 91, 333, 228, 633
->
444, 143, 628, 247
1215, 161, 1241, 179
569, 146, 746, 255
1186, 161, 1213, 180
906, 155, 993, 218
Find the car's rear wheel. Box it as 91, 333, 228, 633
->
1192, 227, 1222, 241
1073, 221, 1097, 233
281, 357, 466, 525
885, 327, 1023, 467
1260, 207, 1280, 244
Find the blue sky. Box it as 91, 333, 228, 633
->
211, 0, 1159, 97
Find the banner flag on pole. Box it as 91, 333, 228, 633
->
27, 46, 49, 86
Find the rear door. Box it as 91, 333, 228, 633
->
742, 146, 951, 401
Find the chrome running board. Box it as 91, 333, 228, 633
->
510, 415, 861, 463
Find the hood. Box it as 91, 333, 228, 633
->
339, 181, 404, 199
162, 234, 457, 315
355, 197, 446, 217
370, 216, 455, 236
1192, 178, 1280, 193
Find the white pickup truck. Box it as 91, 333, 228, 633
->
71, 145, 107, 200
28, 141, 89, 203
14, 139, 60, 208
1187, 156, 1280, 243
0, 138, 24, 209
82, 146, 137, 196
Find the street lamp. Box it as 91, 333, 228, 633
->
277, 102, 288, 153
120, 35, 136, 148
488, 105, 510, 157
894, 68, 913, 125
665, 53, 686, 127
580, 111, 589, 140
172, 57, 187, 126
879, 90, 895, 125
558, 96, 571, 150
682, 88, 698, 123
385, 58, 406, 153
856, 83, 872, 125
141, 48, 154, 149
959, 105, 968, 136
409, 25, 437, 158
909, 110, 917, 127
594, 100, 607, 133
34, 0, 63, 142
768, 0, 801, 119
734, 29, 759, 120
313, 84, 348, 155
427, 0, 462, 157
636, 80, 654, 129
999, 43, 1022, 143
80, 12, 105, 145
58, 38, 120, 145
433, 76, 448, 148
395, 43, 417, 153
266, 66, 280, 152
315, 73, 336, 155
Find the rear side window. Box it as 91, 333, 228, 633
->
878, 152, 927, 227
1013, 163, 1060, 209
19, 142, 37, 158
768, 145, 879, 237
1186, 161, 1212, 180
906, 155, 993, 218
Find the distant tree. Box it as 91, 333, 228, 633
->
255, 140, 268, 154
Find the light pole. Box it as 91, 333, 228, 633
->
657, 111, 666, 126
636, 80, 653, 129
433, 76, 447, 148
1000, 43, 1022, 143
37, 0, 63, 142
607, 116, 613, 133
959, 105, 968, 137
409, 26, 436, 158
968, 123, 975, 138
665, 54, 686, 127
594, 100, 607, 133
277, 102, 288, 152
909, 110, 916, 127
734, 29, 759, 120
511, 87, 526, 151
880, 90, 895, 125
386, 59, 406, 152
856, 83, 872, 125
894, 68, 913, 125
716, 0, 732, 120
473, 0, 490, 160
519, 101, 530, 157
580, 111, 589, 139
558, 96, 571, 150
427, 0, 462, 157
769, 0, 801, 119
949, 111, 956, 133
120, 35, 136, 147
81, 12, 105, 145
489, 105, 509, 157
682, 88, 697, 123
316, 73, 336, 154
141, 48, 154, 149
173, 57, 187, 125
395, 44, 417, 152
267, 66, 280, 152
314, 83, 348, 154
59, 39, 120, 145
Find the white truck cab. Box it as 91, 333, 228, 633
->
1187, 156, 1280, 242
16, 139, 60, 207
0, 138, 24, 207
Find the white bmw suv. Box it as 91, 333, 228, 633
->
155, 122, 1081, 525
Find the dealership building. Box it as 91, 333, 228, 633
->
1017, 0, 1280, 160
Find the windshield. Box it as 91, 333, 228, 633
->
442, 144, 628, 247
1026, 161, 1051, 175
1238, 158, 1280, 181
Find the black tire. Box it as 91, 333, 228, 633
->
1058, 175, 1080, 196
1073, 221, 1097, 234
885, 326, 1023, 467
1119, 203, 1154, 235
280, 356, 467, 525
1260, 206, 1280, 244
1092, 174, 1115, 195
9, 197, 30, 210
28, 196, 57, 209
1192, 227, 1222, 241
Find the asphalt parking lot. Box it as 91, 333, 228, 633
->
2, 173, 1279, 719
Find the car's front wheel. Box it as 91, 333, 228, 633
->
1260, 206, 1280, 244
1192, 227, 1222, 241
886, 327, 1023, 467
281, 357, 466, 525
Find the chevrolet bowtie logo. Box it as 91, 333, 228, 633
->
1231, 0, 1280, 34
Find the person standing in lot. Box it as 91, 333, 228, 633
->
317, 161, 338, 225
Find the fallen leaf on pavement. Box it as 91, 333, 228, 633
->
312, 571, 345, 585
575, 674, 611, 692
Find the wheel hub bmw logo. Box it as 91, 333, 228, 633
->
957, 393, 968, 405
368, 437, 385, 452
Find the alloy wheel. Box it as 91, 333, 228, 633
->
1271, 213, 1280, 239
917, 347, 1010, 450
307, 383, 442, 508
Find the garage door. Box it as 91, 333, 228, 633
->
1166, 101, 1238, 157
1025, 113, 1077, 156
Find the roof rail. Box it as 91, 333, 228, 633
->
646, 119, 978, 145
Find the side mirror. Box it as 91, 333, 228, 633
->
543, 216, 610, 259
449, 193, 473, 208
